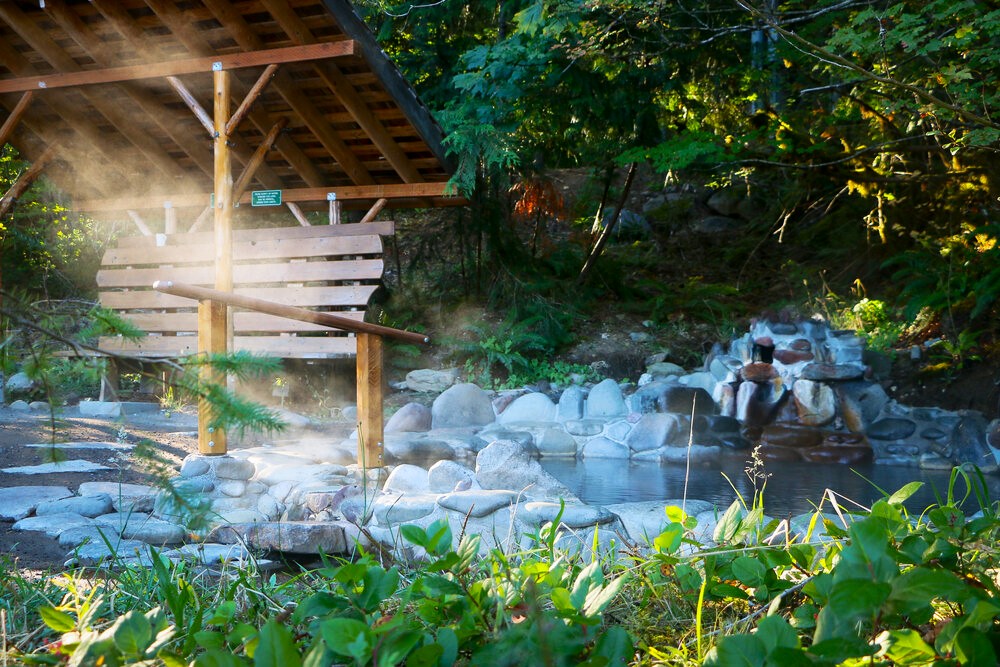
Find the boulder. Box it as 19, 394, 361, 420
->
382, 464, 430, 494
5, 371, 36, 393
947, 413, 998, 472
427, 460, 478, 493
581, 437, 630, 459
585, 379, 627, 419
536, 428, 579, 457
475, 440, 574, 499
35, 494, 114, 518
792, 379, 836, 426
405, 368, 460, 393
837, 382, 890, 433
437, 489, 518, 518
77, 482, 157, 513
498, 392, 557, 423
800, 363, 864, 382
626, 413, 682, 452
385, 403, 433, 432
555, 386, 585, 422
432, 383, 495, 429
867, 418, 917, 441
736, 380, 787, 427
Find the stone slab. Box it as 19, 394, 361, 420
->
13, 512, 95, 538
2, 460, 112, 475
25, 441, 133, 451
0, 485, 73, 521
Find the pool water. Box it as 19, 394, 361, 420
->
540, 456, 1000, 517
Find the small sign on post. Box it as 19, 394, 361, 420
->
251, 189, 282, 207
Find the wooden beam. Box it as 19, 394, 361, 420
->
232, 118, 288, 202
0, 40, 356, 95
202, 0, 375, 186
76, 182, 453, 211
164, 201, 177, 235
126, 210, 153, 237
261, 0, 421, 183
287, 203, 312, 227
226, 64, 279, 137
360, 198, 389, 223
0, 3, 188, 183
356, 333, 385, 469
166, 76, 216, 138
0, 148, 53, 218
198, 67, 234, 456
0, 92, 34, 147
145, 0, 326, 189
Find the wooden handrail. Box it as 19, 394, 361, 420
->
152, 280, 430, 345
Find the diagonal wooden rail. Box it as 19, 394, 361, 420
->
153, 280, 430, 467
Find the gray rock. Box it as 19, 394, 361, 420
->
373, 493, 439, 525
59, 525, 116, 548
556, 386, 585, 422
519, 501, 617, 529
644, 383, 714, 416
736, 380, 786, 427
231, 521, 350, 554
792, 379, 836, 426
67, 538, 149, 566
920, 427, 948, 440
0, 485, 74, 521
948, 413, 998, 472
180, 456, 211, 478
164, 543, 259, 566
383, 464, 430, 493
626, 413, 682, 452
273, 408, 313, 430
385, 403, 433, 432
427, 460, 478, 493
564, 420, 604, 437
837, 382, 890, 433
341, 405, 359, 422
405, 368, 460, 393
212, 456, 256, 481
78, 401, 122, 418
216, 480, 246, 497
605, 420, 632, 442
28, 401, 50, 412
9, 400, 30, 411
339, 496, 375, 525
2, 460, 112, 475
585, 379, 627, 419
709, 356, 742, 384
707, 188, 741, 216
14, 512, 95, 538
581, 437, 630, 459
5, 371, 36, 392
475, 440, 574, 499
693, 216, 739, 233
647, 362, 685, 378
606, 499, 714, 542
78, 482, 157, 513
437, 490, 519, 518
36, 494, 114, 518
384, 435, 457, 462
800, 363, 864, 382
432, 383, 495, 429
94, 512, 186, 545
498, 393, 556, 423
536, 428, 578, 457
868, 418, 917, 441
679, 371, 717, 396
660, 445, 722, 464
255, 463, 348, 487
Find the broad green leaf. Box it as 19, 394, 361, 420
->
829, 579, 891, 619
195, 649, 246, 667
255, 621, 301, 667
732, 556, 767, 588
713, 500, 744, 544
887, 481, 924, 505
207, 601, 238, 625
591, 626, 633, 666
664, 505, 688, 524
374, 628, 422, 667
755, 615, 798, 653
109, 610, 152, 657
37, 606, 76, 633
322, 618, 373, 663
953, 626, 997, 664
653, 524, 683, 555
703, 634, 766, 667
400, 524, 428, 548
583, 575, 628, 617
405, 643, 443, 667
887, 567, 968, 616
876, 629, 937, 664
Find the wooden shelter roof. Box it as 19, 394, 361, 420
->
0, 0, 457, 217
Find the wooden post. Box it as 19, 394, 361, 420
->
164, 201, 177, 235
356, 333, 384, 469
198, 65, 233, 456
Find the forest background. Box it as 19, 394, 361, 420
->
2, 0, 999, 408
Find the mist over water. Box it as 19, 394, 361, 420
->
540, 456, 1000, 517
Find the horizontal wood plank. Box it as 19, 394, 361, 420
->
97, 334, 358, 359
97, 259, 384, 288
113, 221, 395, 248
102, 234, 383, 266
98, 284, 379, 309
120, 310, 365, 333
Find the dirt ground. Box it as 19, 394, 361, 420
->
0, 406, 202, 571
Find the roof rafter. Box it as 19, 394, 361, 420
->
201, 0, 376, 186
260, 0, 421, 183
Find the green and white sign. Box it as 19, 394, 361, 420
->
251, 189, 282, 207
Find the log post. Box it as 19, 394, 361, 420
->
356, 332, 384, 469
198, 65, 233, 456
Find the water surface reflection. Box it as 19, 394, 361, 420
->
541, 457, 1000, 517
